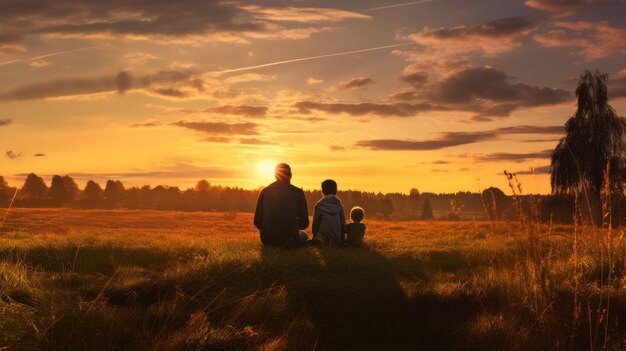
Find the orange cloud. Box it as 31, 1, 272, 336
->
406, 17, 537, 57
534, 21, 626, 60
336, 77, 375, 90
525, 0, 592, 16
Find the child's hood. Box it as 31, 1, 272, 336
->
315, 195, 344, 215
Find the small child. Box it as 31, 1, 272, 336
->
345, 206, 366, 247
311, 179, 346, 247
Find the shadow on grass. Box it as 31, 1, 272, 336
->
250, 245, 481, 351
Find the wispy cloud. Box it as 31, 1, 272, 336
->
0, 70, 202, 101
337, 77, 375, 90
206, 105, 268, 117
0, 119, 12, 126
513, 165, 551, 175
5, 150, 22, 159
0, 46, 97, 67
356, 125, 563, 150
296, 101, 435, 117
356, 132, 493, 150
241, 6, 370, 22
171, 121, 259, 135
364, 0, 434, 12
473, 149, 552, 162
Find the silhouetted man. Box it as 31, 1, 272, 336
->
254, 163, 309, 247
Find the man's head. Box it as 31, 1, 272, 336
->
275, 163, 292, 182
321, 179, 337, 195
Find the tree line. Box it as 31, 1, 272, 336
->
0, 174, 424, 219
2, 173, 615, 224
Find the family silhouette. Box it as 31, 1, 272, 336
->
254, 163, 366, 248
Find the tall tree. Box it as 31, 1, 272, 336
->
49, 175, 66, 203
103, 180, 125, 207
550, 70, 626, 223
420, 198, 434, 220
83, 180, 103, 201
49, 175, 79, 204
21, 173, 48, 200
195, 179, 211, 192
0, 176, 15, 205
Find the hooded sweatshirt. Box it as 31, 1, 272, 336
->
312, 194, 346, 246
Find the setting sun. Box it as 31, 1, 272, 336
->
256, 160, 277, 182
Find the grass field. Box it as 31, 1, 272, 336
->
1, 209, 625, 350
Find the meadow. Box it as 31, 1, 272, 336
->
1, 209, 625, 350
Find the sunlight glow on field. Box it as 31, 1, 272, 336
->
256, 160, 277, 183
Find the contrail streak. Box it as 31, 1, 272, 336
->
211, 42, 415, 75
364, 0, 434, 12
0, 46, 97, 67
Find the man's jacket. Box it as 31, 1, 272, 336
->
254, 181, 309, 246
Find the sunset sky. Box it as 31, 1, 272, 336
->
1, 0, 626, 194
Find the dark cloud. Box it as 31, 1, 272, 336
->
356, 131, 493, 150
33, 153, 46, 157
5, 150, 22, 159
393, 66, 571, 120
356, 125, 563, 151
400, 72, 428, 87
0, 0, 261, 52
171, 120, 259, 135
407, 17, 538, 56
0, 1, 368, 54
432, 160, 450, 165
152, 88, 190, 98
330, 145, 346, 151
0, 118, 12, 126
295, 101, 436, 117
0, 70, 200, 101
495, 125, 564, 134
389, 91, 419, 102
207, 105, 268, 117
521, 137, 561, 143
424, 17, 536, 40
131, 121, 163, 128
474, 149, 552, 162
428, 67, 570, 115
337, 77, 375, 90
302, 66, 569, 120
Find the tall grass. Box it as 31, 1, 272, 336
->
1, 208, 625, 350
497, 167, 626, 350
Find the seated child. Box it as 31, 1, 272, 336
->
345, 207, 366, 247
311, 179, 346, 247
